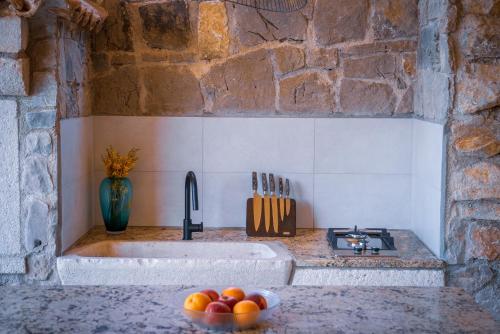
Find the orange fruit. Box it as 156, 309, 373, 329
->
184, 292, 211, 312
221, 287, 245, 302
233, 300, 260, 328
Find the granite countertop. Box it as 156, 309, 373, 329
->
70, 227, 445, 269
1, 285, 497, 334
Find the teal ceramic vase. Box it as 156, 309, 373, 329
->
99, 177, 133, 234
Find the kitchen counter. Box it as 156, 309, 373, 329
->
1, 285, 497, 334
70, 227, 445, 269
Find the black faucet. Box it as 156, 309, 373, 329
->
183, 171, 203, 240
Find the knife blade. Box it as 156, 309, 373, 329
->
285, 178, 291, 216
269, 174, 279, 233
262, 173, 271, 233
252, 172, 262, 232
279, 177, 285, 222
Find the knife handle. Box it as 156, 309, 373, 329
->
269, 174, 275, 193
252, 172, 258, 192
285, 179, 290, 197
262, 173, 268, 193
279, 178, 284, 196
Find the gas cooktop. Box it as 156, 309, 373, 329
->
327, 226, 399, 257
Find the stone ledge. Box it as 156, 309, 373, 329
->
0, 256, 26, 274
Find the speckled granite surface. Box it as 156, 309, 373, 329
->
69, 227, 445, 269
0, 286, 497, 334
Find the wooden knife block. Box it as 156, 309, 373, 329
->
245, 198, 296, 237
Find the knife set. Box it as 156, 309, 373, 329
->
246, 172, 296, 237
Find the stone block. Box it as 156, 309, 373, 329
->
451, 162, 500, 201
139, 1, 191, 50
25, 131, 52, 157
25, 111, 56, 130
21, 157, 53, 195
417, 23, 440, 71
32, 39, 57, 71
0, 256, 26, 274
19, 72, 57, 111
344, 54, 396, 80
143, 66, 203, 115
0, 57, 29, 96
201, 49, 275, 114
94, 0, 133, 52
227, 3, 308, 48
459, 14, 500, 63
314, 0, 368, 46
24, 199, 49, 251
273, 46, 305, 75
110, 53, 136, 66
279, 72, 334, 113
467, 221, 500, 261
198, 1, 229, 60
462, 0, 500, 16
306, 48, 338, 69
401, 53, 416, 78
0, 16, 28, 53
451, 116, 500, 158
395, 85, 414, 114
455, 63, 500, 114
415, 70, 450, 121
447, 260, 495, 294
92, 66, 139, 115
372, 0, 418, 39
343, 40, 417, 57
0, 100, 21, 256
339, 79, 395, 115
91, 53, 109, 73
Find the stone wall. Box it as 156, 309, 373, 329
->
0, 0, 90, 284
417, 0, 500, 319
91, 0, 418, 117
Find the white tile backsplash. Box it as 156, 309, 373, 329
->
61, 117, 94, 251
203, 118, 315, 173
62, 116, 444, 255
93, 116, 202, 172
411, 120, 444, 257
314, 173, 412, 229
315, 118, 413, 174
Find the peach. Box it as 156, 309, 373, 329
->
200, 289, 219, 302
233, 300, 260, 328
221, 287, 245, 302
184, 292, 211, 312
244, 293, 267, 310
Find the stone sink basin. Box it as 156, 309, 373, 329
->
57, 241, 293, 286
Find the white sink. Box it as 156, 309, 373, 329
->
57, 241, 293, 286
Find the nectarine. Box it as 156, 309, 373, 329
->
233, 300, 260, 328
244, 293, 267, 310
218, 295, 238, 311
200, 289, 219, 302
184, 292, 211, 312
222, 287, 245, 302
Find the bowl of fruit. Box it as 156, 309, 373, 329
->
178, 287, 280, 330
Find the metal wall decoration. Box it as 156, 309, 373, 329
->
225, 0, 308, 12
0, 0, 42, 17
50, 0, 108, 32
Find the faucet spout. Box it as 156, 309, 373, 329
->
183, 171, 203, 240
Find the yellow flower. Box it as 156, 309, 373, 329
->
101, 146, 139, 178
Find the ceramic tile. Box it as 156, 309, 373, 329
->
314, 173, 412, 229
94, 170, 202, 227
203, 172, 314, 228
61, 118, 94, 251
203, 118, 315, 173
412, 120, 444, 190
93, 116, 202, 172
411, 178, 442, 257
315, 118, 413, 174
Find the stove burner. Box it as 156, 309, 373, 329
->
327, 227, 397, 257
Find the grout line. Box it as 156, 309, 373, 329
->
312, 119, 316, 230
